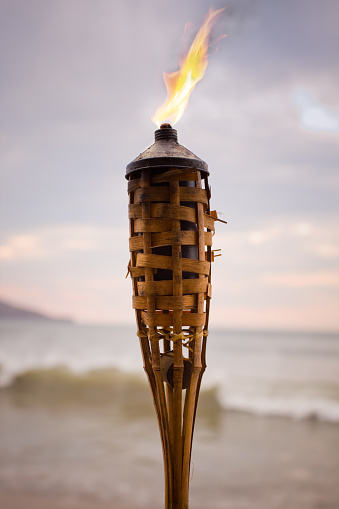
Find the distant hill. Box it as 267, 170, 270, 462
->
0, 300, 72, 323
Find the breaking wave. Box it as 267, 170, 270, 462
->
1, 364, 338, 423
1, 321, 339, 423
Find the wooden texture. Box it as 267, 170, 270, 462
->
128, 168, 215, 509
129, 231, 212, 252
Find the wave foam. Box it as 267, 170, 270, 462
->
220, 393, 339, 423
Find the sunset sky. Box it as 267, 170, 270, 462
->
1, 0, 338, 331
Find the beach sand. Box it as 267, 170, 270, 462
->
0, 491, 140, 509
1, 410, 339, 509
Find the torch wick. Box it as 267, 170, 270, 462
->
160, 123, 172, 129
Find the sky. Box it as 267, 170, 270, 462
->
0, 0, 338, 331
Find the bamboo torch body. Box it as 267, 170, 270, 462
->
126, 125, 216, 509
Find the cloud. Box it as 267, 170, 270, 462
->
0, 225, 125, 260
248, 226, 283, 245
217, 219, 339, 261
262, 271, 339, 288
315, 244, 339, 259
0, 223, 131, 323
211, 302, 339, 332
293, 89, 339, 133
295, 223, 312, 236
0, 234, 45, 259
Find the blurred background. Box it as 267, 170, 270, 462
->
0, 0, 338, 508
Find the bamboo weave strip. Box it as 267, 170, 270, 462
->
134, 218, 173, 233
134, 215, 214, 233
128, 170, 198, 193
136, 253, 210, 275
128, 266, 156, 278
134, 186, 208, 205
129, 203, 197, 222
132, 294, 196, 310
141, 311, 206, 328
129, 231, 213, 251
137, 278, 210, 296
151, 170, 198, 183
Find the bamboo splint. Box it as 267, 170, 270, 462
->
126, 125, 219, 509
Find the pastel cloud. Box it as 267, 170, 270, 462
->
0, 225, 123, 260
262, 271, 339, 288
293, 89, 339, 133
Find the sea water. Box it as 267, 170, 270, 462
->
0, 320, 339, 508
1, 320, 338, 421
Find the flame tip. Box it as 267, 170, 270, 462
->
152, 7, 226, 127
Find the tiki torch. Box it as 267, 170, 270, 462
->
126, 8, 225, 509
126, 123, 221, 509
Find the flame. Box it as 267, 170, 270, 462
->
152, 8, 225, 128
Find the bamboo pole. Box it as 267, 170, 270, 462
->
141, 169, 173, 509
181, 171, 205, 508
170, 180, 184, 509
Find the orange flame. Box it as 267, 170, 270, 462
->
152, 8, 225, 128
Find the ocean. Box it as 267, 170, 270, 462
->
1, 320, 339, 508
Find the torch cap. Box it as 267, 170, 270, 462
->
125, 125, 209, 178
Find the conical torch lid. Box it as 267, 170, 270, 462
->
125, 124, 209, 178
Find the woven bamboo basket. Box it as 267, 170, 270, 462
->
126, 124, 221, 509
